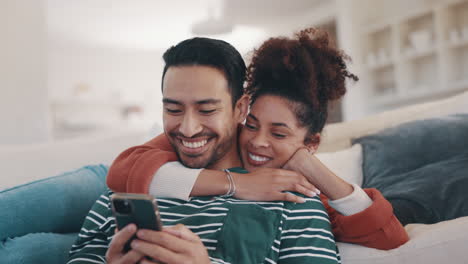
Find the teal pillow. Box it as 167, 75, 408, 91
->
0, 233, 78, 264
0, 164, 109, 240
353, 114, 468, 225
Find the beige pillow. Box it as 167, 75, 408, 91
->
316, 144, 363, 186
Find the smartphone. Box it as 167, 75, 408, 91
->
110, 193, 163, 251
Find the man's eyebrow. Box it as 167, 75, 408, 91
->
162, 98, 181, 105
195, 99, 222, 105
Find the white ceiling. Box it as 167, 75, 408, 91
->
46, 0, 329, 52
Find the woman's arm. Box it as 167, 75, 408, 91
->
283, 148, 354, 200
107, 134, 317, 201
106, 133, 178, 193
324, 188, 409, 249
284, 148, 409, 249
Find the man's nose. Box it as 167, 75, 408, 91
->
178, 112, 203, 138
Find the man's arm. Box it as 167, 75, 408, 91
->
324, 188, 409, 250
67, 191, 144, 264
67, 192, 114, 264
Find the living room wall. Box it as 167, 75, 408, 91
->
0, 0, 50, 145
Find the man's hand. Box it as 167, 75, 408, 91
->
233, 168, 319, 203
131, 224, 211, 264
106, 224, 145, 264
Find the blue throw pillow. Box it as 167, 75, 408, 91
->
353, 114, 468, 225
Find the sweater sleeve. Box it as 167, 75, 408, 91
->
323, 188, 409, 250
106, 133, 178, 193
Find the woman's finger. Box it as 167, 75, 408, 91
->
293, 183, 318, 198
279, 192, 306, 203
299, 178, 321, 195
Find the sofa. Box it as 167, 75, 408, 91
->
1, 91, 467, 264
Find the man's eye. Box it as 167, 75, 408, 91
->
199, 109, 216, 114
165, 108, 182, 114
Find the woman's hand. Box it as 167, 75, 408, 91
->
233, 168, 320, 203
283, 148, 354, 200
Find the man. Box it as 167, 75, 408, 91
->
68, 37, 342, 264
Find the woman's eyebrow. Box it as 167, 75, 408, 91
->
271, 122, 291, 129
247, 113, 258, 121
249, 113, 291, 129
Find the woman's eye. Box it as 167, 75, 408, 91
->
272, 133, 286, 138
245, 123, 257, 130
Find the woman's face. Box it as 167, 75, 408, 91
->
239, 95, 310, 171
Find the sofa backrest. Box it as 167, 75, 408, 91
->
319, 91, 468, 152
0, 128, 147, 190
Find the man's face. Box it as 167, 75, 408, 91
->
162, 65, 240, 169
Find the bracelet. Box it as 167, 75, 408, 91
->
221, 169, 236, 198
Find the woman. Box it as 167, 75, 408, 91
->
107, 28, 408, 250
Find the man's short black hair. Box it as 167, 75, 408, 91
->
161, 37, 246, 106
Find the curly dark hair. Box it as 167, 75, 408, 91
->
245, 28, 358, 143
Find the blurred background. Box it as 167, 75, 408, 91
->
1, 0, 468, 145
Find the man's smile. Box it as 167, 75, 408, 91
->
176, 136, 215, 156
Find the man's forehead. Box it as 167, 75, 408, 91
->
162, 65, 231, 101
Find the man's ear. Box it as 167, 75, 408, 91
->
305, 133, 321, 154
234, 95, 250, 123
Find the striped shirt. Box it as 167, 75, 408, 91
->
68, 171, 340, 264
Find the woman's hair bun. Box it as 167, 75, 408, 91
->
246, 27, 358, 110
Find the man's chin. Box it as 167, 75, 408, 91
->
179, 154, 211, 169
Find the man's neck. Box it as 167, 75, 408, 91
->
206, 143, 242, 171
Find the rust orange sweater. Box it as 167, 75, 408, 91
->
107, 133, 409, 250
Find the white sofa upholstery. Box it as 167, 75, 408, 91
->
321, 90, 468, 264
1, 91, 467, 264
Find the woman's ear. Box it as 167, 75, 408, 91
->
234, 95, 250, 123
305, 133, 321, 154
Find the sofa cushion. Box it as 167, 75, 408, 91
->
353, 114, 468, 225
0, 232, 78, 264
337, 216, 468, 264
0, 164, 109, 241
320, 90, 468, 152
316, 144, 363, 186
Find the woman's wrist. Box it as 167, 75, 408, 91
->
289, 150, 354, 200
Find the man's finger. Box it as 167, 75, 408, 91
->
131, 239, 184, 264
164, 224, 200, 242
107, 224, 137, 257
120, 249, 145, 263
136, 229, 190, 253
